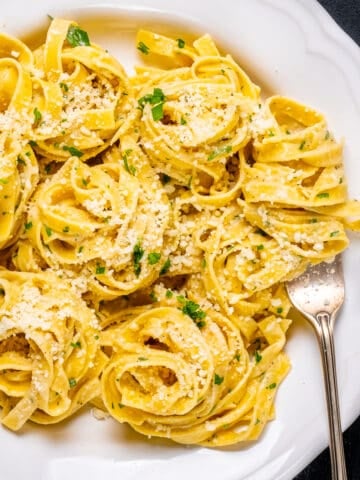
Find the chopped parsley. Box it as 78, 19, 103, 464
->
201, 258, 207, 269
234, 353, 241, 361
151, 102, 164, 121
63, 226, 70, 233
177, 38, 185, 48
139, 88, 166, 108
59, 82, 69, 92
147, 252, 161, 265
17, 156, 26, 166
68, 378, 77, 388
309, 218, 318, 223
159, 258, 171, 275
138, 88, 166, 121
299, 140, 306, 150
165, 289, 173, 299
137, 41, 150, 54
29, 140, 38, 148
214, 374, 224, 385
66, 25, 90, 47
95, 265, 106, 275
122, 150, 136, 175
63, 145, 84, 157
178, 296, 206, 327
33, 107, 42, 126
133, 242, 144, 277
78, 246, 84, 254
317, 192, 330, 199
208, 145, 232, 161
138, 357, 148, 361
255, 350, 262, 363
149, 291, 158, 303
330, 230, 339, 238
70, 341, 81, 349
45, 226, 52, 237
24, 221, 33, 231
180, 116, 187, 125
276, 307, 283, 314
256, 244, 264, 251
267, 383, 277, 390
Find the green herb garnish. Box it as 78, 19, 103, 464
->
177, 38, 185, 48
133, 242, 144, 277
96, 265, 106, 275
66, 24, 90, 47
214, 374, 224, 385
63, 145, 84, 157
160, 258, 171, 275
148, 252, 161, 265
255, 350, 262, 363
137, 41, 150, 55
33, 107, 42, 126
68, 378, 77, 388
267, 383, 277, 390
208, 145, 232, 161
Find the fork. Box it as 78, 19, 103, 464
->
286, 255, 347, 480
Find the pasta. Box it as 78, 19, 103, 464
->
0, 18, 358, 446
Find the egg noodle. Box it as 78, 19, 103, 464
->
0, 18, 358, 446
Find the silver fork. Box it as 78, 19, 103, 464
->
286, 255, 347, 480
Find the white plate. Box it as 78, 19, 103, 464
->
2, 1, 360, 479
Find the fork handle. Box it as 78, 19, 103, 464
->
316, 312, 347, 480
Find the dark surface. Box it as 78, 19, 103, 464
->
295, 2, 360, 479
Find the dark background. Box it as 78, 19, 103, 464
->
295, 1, 360, 479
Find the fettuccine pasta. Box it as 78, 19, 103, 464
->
0, 18, 358, 447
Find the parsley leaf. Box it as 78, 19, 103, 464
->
70, 341, 81, 349
165, 289, 173, 298
33, 108, 42, 126
317, 192, 330, 199
208, 145, 232, 161
63, 145, 83, 157
66, 25, 90, 47
133, 242, 144, 277
177, 38, 185, 48
214, 374, 224, 385
68, 378, 77, 388
160, 258, 171, 275
138, 88, 166, 121
151, 102, 164, 121
24, 221, 33, 231
267, 383, 277, 390
255, 350, 262, 363
178, 297, 206, 327
148, 252, 161, 265
137, 41, 150, 54
122, 150, 136, 175
95, 265, 106, 275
